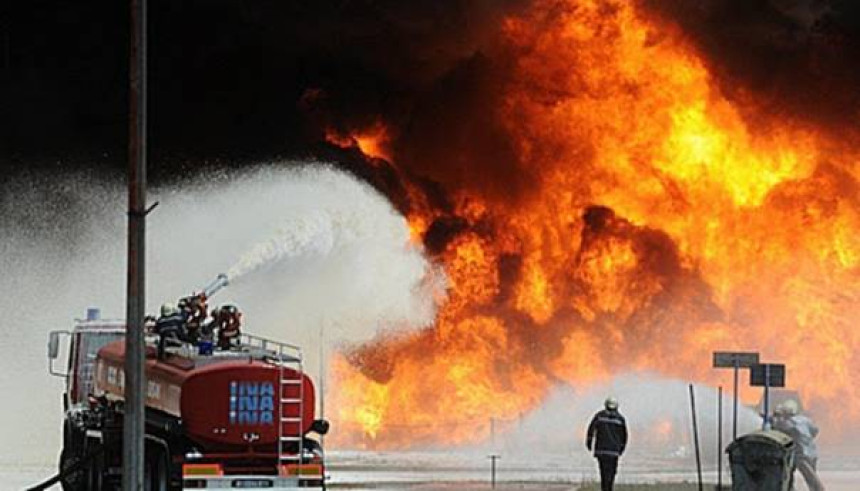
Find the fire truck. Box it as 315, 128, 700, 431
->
46, 276, 329, 490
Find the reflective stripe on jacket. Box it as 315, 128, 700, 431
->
155, 313, 185, 336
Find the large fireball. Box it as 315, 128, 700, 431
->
325, 0, 860, 448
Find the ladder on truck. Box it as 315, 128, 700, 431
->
240, 334, 313, 481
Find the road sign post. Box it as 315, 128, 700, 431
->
717, 385, 723, 490
488, 454, 501, 489
689, 384, 703, 491
750, 363, 786, 430
713, 352, 759, 439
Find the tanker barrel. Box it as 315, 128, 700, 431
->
202, 273, 229, 298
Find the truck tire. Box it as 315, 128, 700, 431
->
60, 419, 91, 491
88, 445, 105, 491
145, 446, 169, 491
59, 448, 87, 491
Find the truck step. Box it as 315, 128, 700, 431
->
280, 398, 302, 403
279, 436, 302, 441
281, 417, 303, 422
280, 379, 303, 385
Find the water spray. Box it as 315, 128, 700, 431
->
225, 213, 336, 283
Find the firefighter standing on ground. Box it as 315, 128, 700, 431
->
586, 397, 628, 491
773, 400, 824, 491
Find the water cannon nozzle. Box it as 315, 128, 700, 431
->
202, 273, 230, 299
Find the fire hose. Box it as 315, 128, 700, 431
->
26, 445, 105, 491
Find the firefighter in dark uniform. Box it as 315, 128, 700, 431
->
210, 304, 242, 350
155, 303, 186, 358
586, 397, 628, 491
178, 294, 208, 344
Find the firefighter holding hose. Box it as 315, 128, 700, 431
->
178, 293, 208, 343
774, 400, 824, 491
210, 304, 242, 350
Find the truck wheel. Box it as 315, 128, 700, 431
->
87, 446, 105, 491
145, 447, 169, 491
59, 448, 87, 491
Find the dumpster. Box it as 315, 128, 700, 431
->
727, 430, 796, 491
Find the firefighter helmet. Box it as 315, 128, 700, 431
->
782, 399, 799, 416
161, 303, 178, 317
605, 396, 619, 410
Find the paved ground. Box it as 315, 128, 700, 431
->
323, 450, 858, 491
7, 453, 859, 491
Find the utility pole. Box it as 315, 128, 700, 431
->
124, 0, 148, 488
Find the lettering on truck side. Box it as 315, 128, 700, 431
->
229, 381, 275, 425
99, 361, 175, 410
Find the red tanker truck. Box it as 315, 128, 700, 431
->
46, 277, 329, 490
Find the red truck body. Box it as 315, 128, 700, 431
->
95, 341, 317, 450
49, 314, 327, 490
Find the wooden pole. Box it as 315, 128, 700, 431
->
123, 0, 147, 488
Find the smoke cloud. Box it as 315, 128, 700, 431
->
640, 0, 860, 129
500, 374, 762, 461
0, 164, 436, 464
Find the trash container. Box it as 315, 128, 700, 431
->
727, 430, 796, 491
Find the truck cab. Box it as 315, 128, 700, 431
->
49, 309, 125, 412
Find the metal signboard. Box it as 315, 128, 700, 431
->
750, 364, 786, 387
713, 352, 760, 368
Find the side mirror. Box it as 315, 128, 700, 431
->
48, 330, 70, 377
48, 331, 60, 359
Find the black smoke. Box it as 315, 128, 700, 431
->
641, 0, 860, 129
0, 0, 526, 184
2, 0, 858, 185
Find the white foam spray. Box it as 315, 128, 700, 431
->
0, 163, 441, 465
226, 212, 336, 281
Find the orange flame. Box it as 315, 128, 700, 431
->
327, 0, 860, 448
325, 122, 392, 162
